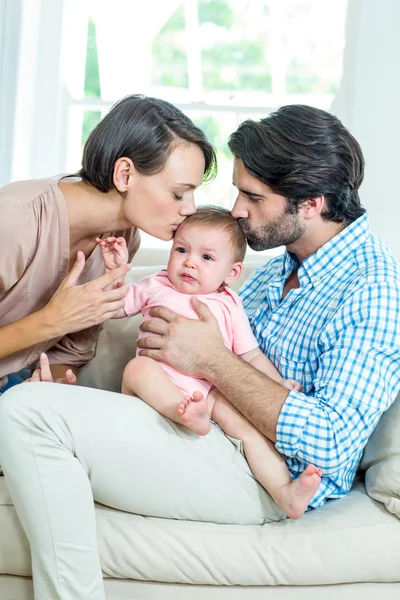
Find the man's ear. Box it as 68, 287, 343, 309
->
299, 195, 325, 220
113, 157, 135, 192
224, 262, 243, 285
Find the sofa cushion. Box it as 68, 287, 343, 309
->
359, 391, 400, 518
0, 475, 399, 585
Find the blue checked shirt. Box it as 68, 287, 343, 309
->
239, 214, 400, 508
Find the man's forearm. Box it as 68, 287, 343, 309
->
206, 349, 289, 442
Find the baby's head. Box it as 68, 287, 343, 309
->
167, 206, 247, 295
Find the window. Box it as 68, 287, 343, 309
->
64, 0, 348, 248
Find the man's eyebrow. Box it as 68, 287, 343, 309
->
232, 182, 264, 198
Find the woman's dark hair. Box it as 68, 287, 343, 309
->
78, 94, 217, 192
228, 104, 365, 223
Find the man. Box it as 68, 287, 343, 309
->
137, 104, 400, 509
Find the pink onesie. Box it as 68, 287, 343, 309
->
124, 270, 258, 398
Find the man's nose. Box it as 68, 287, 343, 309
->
231, 196, 248, 219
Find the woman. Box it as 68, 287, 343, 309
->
0, 95, 283, 600
0, 94, 215, 390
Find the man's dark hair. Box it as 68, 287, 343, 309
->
228, 104, 365, 223
78, 94, 217, 192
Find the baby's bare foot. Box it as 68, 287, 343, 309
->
278, 464, 322, 520
177, 391, 210, 436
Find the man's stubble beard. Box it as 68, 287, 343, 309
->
238, 205, 306, 251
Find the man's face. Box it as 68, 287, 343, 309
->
231, 158, 306, 251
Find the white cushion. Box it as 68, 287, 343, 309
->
359, 391, 400, 518
0, 475, 399, 584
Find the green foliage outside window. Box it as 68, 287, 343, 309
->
82, 18, 102, 146
191, 115, 231, 160
198, 0, 235, 28
84, 18, 101, 98
152, 4, 188, 88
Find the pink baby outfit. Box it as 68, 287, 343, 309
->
124, 270, 258, 398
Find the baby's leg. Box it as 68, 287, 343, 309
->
122, 357, 210, 435
209, 390, 322, 519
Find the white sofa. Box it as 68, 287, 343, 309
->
1, 249, 399, 599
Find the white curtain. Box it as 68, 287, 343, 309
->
331, 0, 400, 259
91, 0, 181, 100
0, 0, 87, 183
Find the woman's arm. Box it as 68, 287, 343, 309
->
0, 253, 131, 361
0, 311, 60, 361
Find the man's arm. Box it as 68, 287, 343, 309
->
206, 347, 289, 442
137, 298, 289, 441
137, 280, 400, 472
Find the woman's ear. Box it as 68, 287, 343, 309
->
113, 157, 134, 192
224, 262, 243, 286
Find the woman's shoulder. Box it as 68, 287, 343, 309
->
0, 177, 60, 210
0, 179, 66, 291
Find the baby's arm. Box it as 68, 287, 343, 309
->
240, 348, 302, 391
96, 236, 130, 318
96, 236, 129, 272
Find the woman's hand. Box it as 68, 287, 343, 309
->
136, 297, 227, 377
42, 251, 131, 337
26, 353, 77, 385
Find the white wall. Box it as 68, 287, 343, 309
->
0, 0, 21, 184
331, 0, 400, 259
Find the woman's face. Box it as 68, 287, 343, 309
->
124, 143, 206, 240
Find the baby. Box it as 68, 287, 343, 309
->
97, 207, 322, 519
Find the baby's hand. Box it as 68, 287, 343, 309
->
96, 237, 129, 271
281, 379, 303, 392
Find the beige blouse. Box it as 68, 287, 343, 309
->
0, 177, 140, 379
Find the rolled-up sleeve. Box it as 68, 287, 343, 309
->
275, 280, 400, 480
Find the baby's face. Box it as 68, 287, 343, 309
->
167, 224, 240, 295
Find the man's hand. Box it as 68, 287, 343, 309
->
137, 297, 227, 377
26, 353, 77, 385
96, 236, 129, 270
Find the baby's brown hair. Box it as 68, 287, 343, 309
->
179, 206, 247, 262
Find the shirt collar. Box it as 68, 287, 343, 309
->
281, 213, 370, 285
